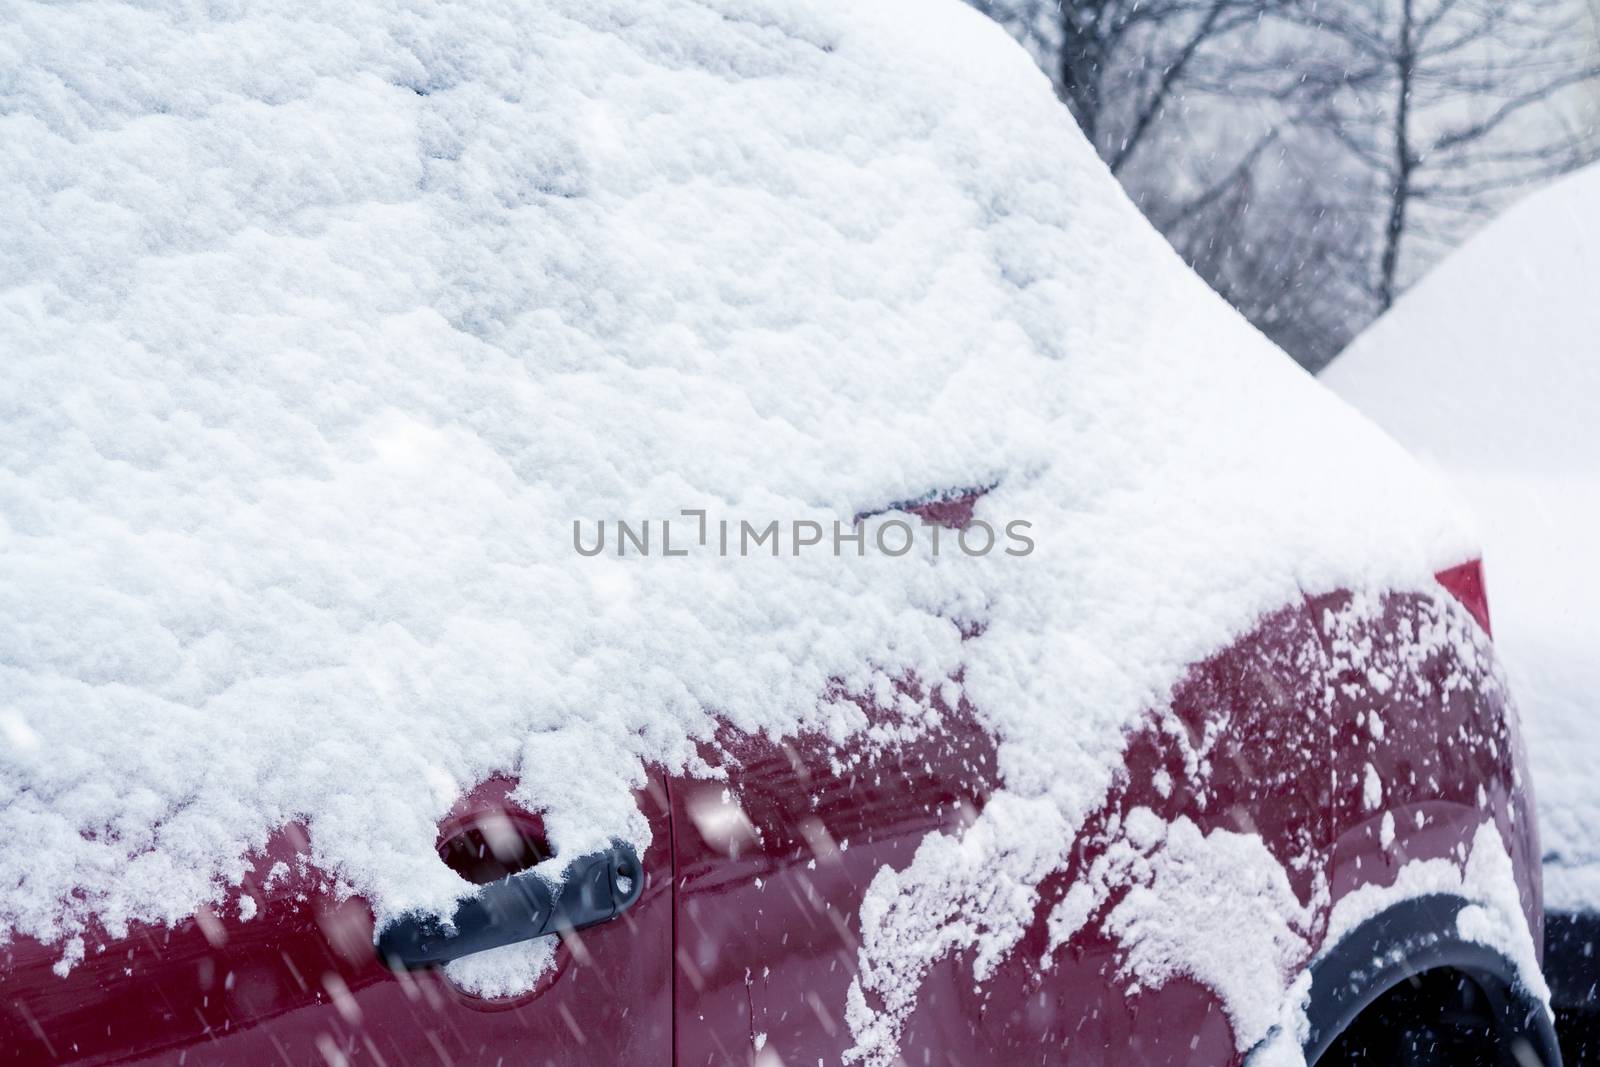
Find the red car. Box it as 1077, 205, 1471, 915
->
0, 2, 1561, 1066
0, 539, 1559, 1065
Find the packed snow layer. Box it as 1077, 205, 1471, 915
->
1086, 815, 1311, 1052
3, 0, 1469, 1042
1324, 164, 1600, 912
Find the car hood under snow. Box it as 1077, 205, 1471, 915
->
3, 0, 1472, 1059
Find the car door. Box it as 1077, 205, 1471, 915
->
0, 773, 673, 1066
669, 698, 1000, 1067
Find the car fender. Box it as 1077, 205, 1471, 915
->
1300, 892, 1559, 1065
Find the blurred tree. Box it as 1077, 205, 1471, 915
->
973, 0, 1600, 369
974, 0, 1271, 169
1233, 0, 1600, 310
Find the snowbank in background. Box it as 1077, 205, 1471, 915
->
3, 0, 1467, 1053
1323, 164, 1600, 913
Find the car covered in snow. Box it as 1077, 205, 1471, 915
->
0, 1, 1562, 1064
1325, 160, 1600, 1063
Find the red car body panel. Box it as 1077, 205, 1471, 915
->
671, 578, 1538, 1067
1, 775, 675, 1066
878, 600, 1333, 1065
671, 704, 1002, 1066
1310, 583, 1537, 938
0, 565, 1542, 1065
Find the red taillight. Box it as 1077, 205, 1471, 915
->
1435, 558, 1492, 637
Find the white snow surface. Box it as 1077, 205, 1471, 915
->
1324, 163, 1600, 913
442, 936, 556, 1000
2, 0, 1470, 1040
1093, 816, 1312, 1054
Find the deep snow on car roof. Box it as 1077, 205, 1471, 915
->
3, 0, 1468, 1056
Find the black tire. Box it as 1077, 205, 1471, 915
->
1319, 968, 1528, 1066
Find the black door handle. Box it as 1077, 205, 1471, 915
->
377, 840, 644, 969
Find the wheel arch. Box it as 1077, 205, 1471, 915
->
1301, 892, 1560, 1065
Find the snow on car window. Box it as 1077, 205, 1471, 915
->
2, 0, 1471, 1054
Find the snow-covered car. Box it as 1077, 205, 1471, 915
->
1325, 160, 1600, 1060
0, 1, 1560, 1065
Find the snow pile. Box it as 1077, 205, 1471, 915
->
3, 0, 1469, 1050
1088, 814, 1312, 1051
1323, 164, 1600, 913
